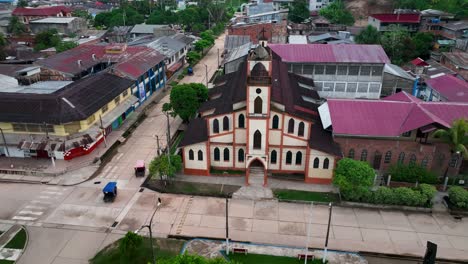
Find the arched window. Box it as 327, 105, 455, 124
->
223, 116, 229, 131
313, 157, 320, 168
272, 115, 279, 129
238, 149, 244, 162
323, 158, 330, 169
271, 150, 277, 164
348, 149, 355, 159
409, 154, 416, 165
198, 150, 203, 161
298, 122, 305, 137
253, 130, 262, 149
188, 149, 194, 160
398, 152, 405, 164
360, 149, 367, 161
288, 118, 295, 133
223, 148, 230, 161
286, 151, 292, 164
213, 119, 219, 133
384, 151, 392, 163
238, 114, 245, 128
295, 151, 302, 165
254, 96, 263, 114
421, 156, 428, 168
214, 147, 220, 161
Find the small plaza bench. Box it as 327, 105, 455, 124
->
232, 248, 248, 254
297, 254, 315, 260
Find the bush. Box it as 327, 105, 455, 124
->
353, 185, 436, 207
388, 163, 438, 184
373, 187, 396, 205
333, 158, 375, 201
419, 183, 437, 201
448, 186, 468, 209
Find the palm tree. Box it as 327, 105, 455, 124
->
434, 119, 468, 160
8, 17, 26, 35
434, 119, 468, 189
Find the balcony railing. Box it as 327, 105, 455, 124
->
247, 76, 271, 85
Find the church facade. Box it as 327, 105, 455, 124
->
179, 43, 341, 185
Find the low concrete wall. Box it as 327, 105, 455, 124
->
340, 201, 432, 213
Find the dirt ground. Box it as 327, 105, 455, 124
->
346, 0, 396, 26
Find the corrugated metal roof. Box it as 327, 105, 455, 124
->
288, 35, 308, 44
224, 35, 251, 51
384, 63, 415, 81
426, 74, 468, 102
270, 44, 390, 63
322, 92, 468, 137
29, 17, 77, 24
370, 14, 420, 23
130, 24, 171, 34
146, 36, 186, 57
12, 6, 71, 16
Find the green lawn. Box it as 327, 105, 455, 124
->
145, 179, 240, 198
210, 168, 245, 175
90, 237, 184, 264
0, 260, 14, 264
4, 228, 27, 250
228, 253, 326, 264
273, 189, 339, 203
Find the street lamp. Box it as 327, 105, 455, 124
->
135, 197, 162, 264
443, 151, 461, 191
204, 63, 208, 88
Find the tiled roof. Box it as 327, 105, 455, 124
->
0, 72, 134, 124
321, 91, 468, 137
370, 13, 420, 23
269, 44, 390, 64
12, 6, 71, 16
426, 74, 468, 102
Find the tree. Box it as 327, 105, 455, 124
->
7, 16, 26, 35
319, 0, 355, 26
355, 25, 380, 44
16, 0, 28, 7
434, 119, 468, 160
55, 41, 78, 53
186, 51, 201, 65
94, 7, 144, 28
380, 25, 412, 65
200, 30, 215, 45
72, 9, 92, 20
411, 32, 434, 59
164, 83, 208, 122
288, 0, 309, 23
0, 33, 6, 60
333, 158, 375, 201
119, 232, 143, 263
147, 10, 178, 24
34, 30, 61, 51
149, 154, 182, 180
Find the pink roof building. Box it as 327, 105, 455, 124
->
425, 74, 468, 102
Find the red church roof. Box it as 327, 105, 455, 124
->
370, 13, 420, 23
13, 6, 71, 16
321, 92, 468, 137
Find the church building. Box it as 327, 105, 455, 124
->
179, 42, 342, 185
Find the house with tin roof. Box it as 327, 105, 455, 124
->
423, 74, 468, 102
179, 43, 341, 185
368, 13, 421, 32
12, 6, 72, 25
319, 91, 468, 175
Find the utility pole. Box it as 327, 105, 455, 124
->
99, 115, 107, 148
217, 48, 220, 68
225, 198, 230, 255
0, 128, 11, 166
204, 64, 208, 88
323, 203, 333, 263
156, 135, 160, 156
43, 122, 55, 168
305, 202, 313, 264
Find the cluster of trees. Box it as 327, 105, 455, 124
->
333, 158, 437, 207
319, 0, 355, 26
288, 0, 310, 23
94, 6, 144, 28
395, 0, 468, 19
163, 83, 208, 123
34, 30, 78, 52
356, 25, 435, 65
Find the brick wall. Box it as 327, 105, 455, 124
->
228, 21, 287, 44
334, 136, 460, 176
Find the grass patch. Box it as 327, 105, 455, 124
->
145, 179, 240, 198
170, 81, 178, 86
90, 237, 184, 264
210, 167, 245, 175
170, 132, 185, 155
177, 74, 185, 80
274, 189, 338, 203
4, 228, 27, 250
228, 253, 327, 264
0, 260, 14, 264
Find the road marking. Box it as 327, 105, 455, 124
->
113, 192, 142, 228
38, 196, 51, 199
18, 210, 44, 216
12, 216, 37, 221
46, 186, 61, 190
41, 191, 63, 195
116, 153, 124, 161
24, 205, 47, 210
30, 200, 52, 204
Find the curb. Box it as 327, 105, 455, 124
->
14, 226, 28, 264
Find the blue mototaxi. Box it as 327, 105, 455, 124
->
103, 182, 117, 202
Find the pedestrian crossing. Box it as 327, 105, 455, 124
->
98, 164, 120, 179
11, 186, 68, 222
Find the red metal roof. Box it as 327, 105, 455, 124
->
426, 74, 468, 102
410, 57, 429, 66
114, 50, 165, 80
370, 13, 420, 23
324, 92, 468, 137
269, 44, 390, 64
12, 6, 71, 16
